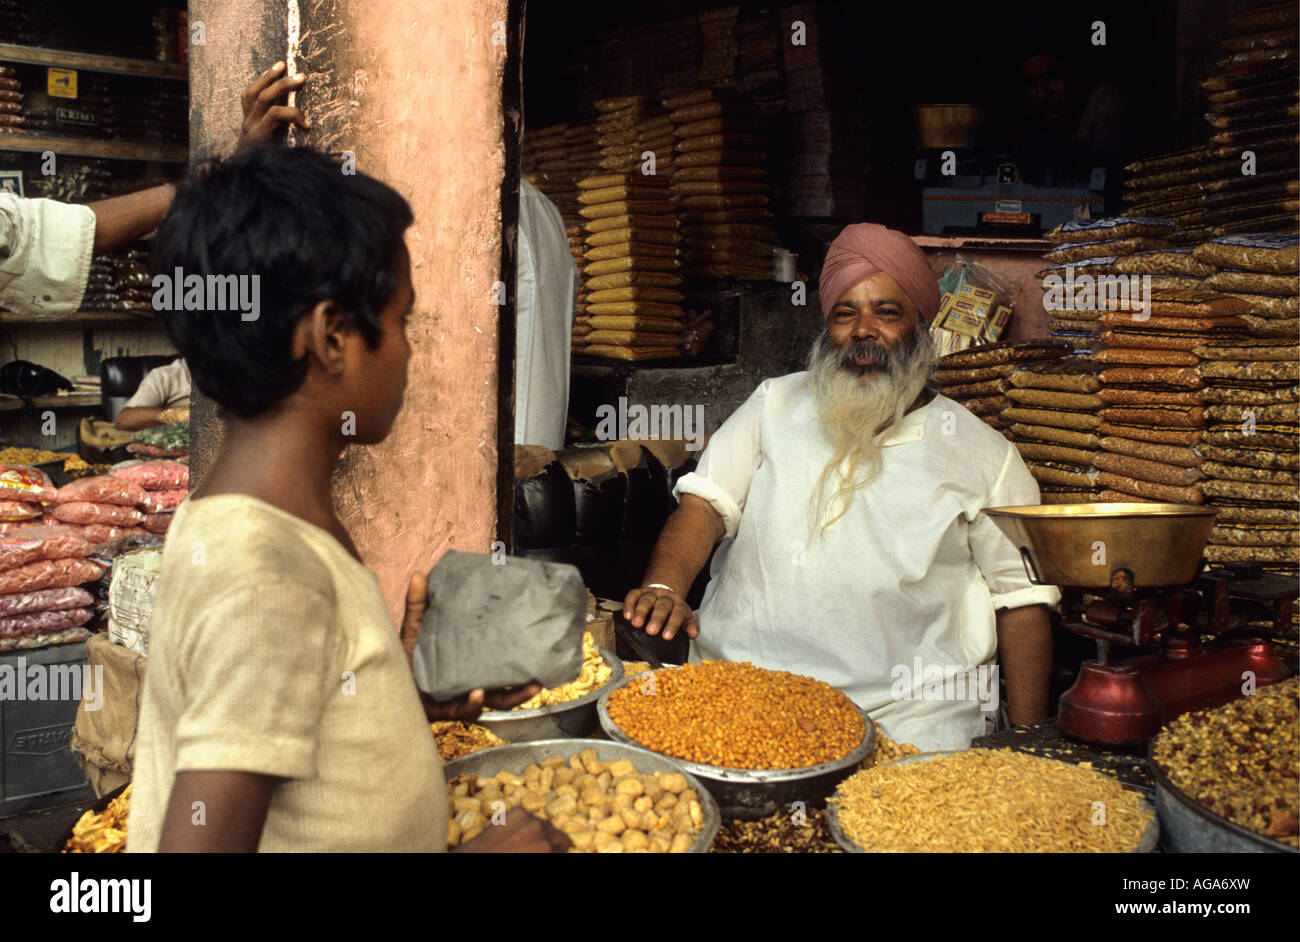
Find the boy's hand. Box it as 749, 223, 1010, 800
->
401, 573, 543, 721
239, 62, 311, 147
452, 808, 572, 853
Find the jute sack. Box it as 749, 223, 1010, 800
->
70, 633, 146, 797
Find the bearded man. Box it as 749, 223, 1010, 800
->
623, 223, 1060, 751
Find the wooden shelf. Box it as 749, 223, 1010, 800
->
0, 310, 155, 324
0, 393, 100, 412
0, 133, 187, 163
912, 234, 1052, 252
0, 43, 186, 80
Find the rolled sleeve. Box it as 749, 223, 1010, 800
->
970, 447, 1062, 611
174, 580, 337, 778
670, 381, 767, 540
0, 194, 96, 315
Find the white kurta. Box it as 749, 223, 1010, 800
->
674, 372, 1061, 751
0, 193, 96, 315
515, 180, 577, 450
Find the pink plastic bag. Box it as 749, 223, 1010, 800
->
48, 522, 153, 553
140, 489, 187, 514
111, 460, 190, 490
142, 512, 174, 534
0, 500, 43, 522
0, 557, 104, 594
50, 502, 145, 527
55, 475, 148, 507
0, 466, 58, 503
0, 606, 92, 639
0, 525, 92, 572
0, 586, 94, 617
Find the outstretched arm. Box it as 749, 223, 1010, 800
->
996, 604, 1053, 726
622, 494, 725, 641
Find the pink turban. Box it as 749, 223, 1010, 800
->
818, 223, 941, 323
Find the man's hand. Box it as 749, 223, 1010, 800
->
453, 808, 572, 853
400, 572, 542, 721
239, 62, 311, 147
623, 585, 699, 641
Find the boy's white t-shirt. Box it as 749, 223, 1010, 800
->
128, 494, 446, 852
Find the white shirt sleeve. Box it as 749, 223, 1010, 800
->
672, 381, 768, 540
969, 446, 1062, 611
0, 194, 96, 315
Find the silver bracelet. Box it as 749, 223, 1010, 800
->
646, 583, 677, 595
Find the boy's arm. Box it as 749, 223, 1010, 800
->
158, 770, 282, 852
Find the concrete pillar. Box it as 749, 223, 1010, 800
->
187, 0, 519, 622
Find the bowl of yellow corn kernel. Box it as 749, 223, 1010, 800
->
477, 632, 623, 743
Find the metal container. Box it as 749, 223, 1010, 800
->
826, 751, 1159, 853
596, 671, 877, 820
441, 737, 720, 853
1148, 740, 1295, 853
985, 503, 1217, 589
477, 648, 623, 743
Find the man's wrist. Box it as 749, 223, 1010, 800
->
645, 582, 678, 595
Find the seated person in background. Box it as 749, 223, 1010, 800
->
114, 357, 191, 431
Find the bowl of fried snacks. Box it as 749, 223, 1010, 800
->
476, 633, 623, 742
62, 784, 130, 853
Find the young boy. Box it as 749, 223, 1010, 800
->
128, 145, 566, 852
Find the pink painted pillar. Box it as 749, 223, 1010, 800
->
188, 0, 518, 622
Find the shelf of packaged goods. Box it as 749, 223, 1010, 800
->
0, 43, 186, 80
0, 133, 187, 163
0, 310, 154, 324
911, 234, 1053, 252
0, 393, 101, 412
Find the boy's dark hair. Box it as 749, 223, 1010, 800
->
151, 144, 413, 418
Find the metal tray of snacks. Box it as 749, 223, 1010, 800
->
477, 647, 624, 743
596, 670, 876, 820
442, 738, 719, 853
826, 751, 1159, 853
1148, 740, 1296, 854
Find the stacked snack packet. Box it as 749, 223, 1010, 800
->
665, 87, 774, 281
1122, 4, 1297, 242
1004, 359, 1105, 503
594, 95, 675, 175
110, 460, 189, 538
0, 525, 101, 651
1039, 217, 1178, 349
575, 170, 683, 362
932, 339, 1072, 443
1189, 234, 1299, 572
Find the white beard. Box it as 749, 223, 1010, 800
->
807, 322, 936, 531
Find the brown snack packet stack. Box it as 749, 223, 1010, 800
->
665, 87, 774, 281
575, 170, 682, 362
932, 340, 1071, 447
1000, 358, 1104, 501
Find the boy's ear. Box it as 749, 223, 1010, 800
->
293, 300, 348, 375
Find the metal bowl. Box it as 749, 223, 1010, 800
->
1148, 737, 1297, 853
442, 737, 719, 853
985, 503, 1218, 588
826, 750, 1159, 853
596, 670, 877, 820
476, 647, 624, 743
